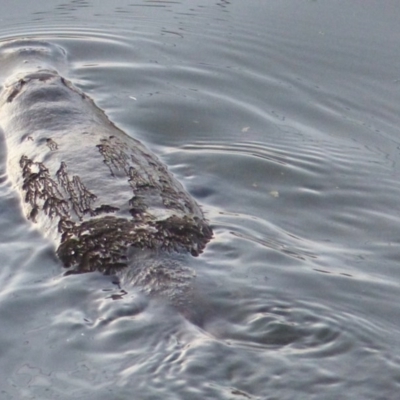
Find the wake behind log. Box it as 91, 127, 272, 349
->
0, 39, 212, 281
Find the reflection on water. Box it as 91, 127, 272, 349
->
1, 0, 400, 399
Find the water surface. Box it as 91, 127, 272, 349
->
1, 1, 400, 399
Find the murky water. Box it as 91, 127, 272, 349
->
1, 1, 400, 399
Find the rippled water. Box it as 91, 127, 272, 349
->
1, 1, 400, 399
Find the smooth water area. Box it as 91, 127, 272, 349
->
0, 1, 400, 399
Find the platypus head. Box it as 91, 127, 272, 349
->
0, 39, 67, 83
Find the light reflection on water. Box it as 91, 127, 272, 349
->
1, 0, 400, 399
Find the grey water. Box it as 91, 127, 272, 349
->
0, 0, 400, 399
